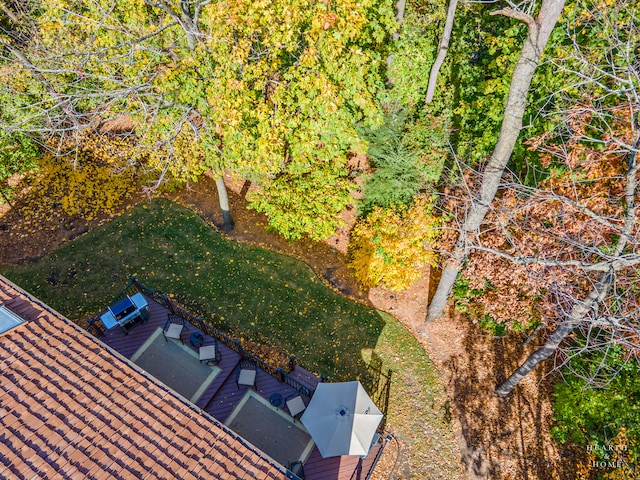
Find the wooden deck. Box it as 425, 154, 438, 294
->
96, 295, 385, 480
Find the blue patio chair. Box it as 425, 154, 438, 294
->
199, 338, 222, 365
288, 461, 305, 479
235, 359, 257, 389
163, 313, 185, 344
285, 389, 308, 421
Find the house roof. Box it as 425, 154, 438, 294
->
0, 275, 287, 479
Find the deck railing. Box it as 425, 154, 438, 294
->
119, 277, 316, 397
363, 432, 392, 480
90, 277, 394, 480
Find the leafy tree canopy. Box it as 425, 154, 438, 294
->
1, 0, 395, 238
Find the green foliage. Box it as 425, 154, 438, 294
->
445, 5, 526, 164
0, 133, 39, 201
451, 277, 488, 314
380, 2, 452, 188
385, 0, 442, 110
389, 0, 577, 183
359, 109, 443, 216
452, 276, 540, 334
477, 315, 507, 337
247, 162, 354, 241
552, 349, 640, 472
360, 143, 426, 215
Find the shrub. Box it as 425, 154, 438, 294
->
349, 194, 440, 290
358, 110, 440, 217
552, 349, 640, 478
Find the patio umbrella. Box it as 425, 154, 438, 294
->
301, 381, 383, 458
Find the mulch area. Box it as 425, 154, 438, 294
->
0, 174, 582, 479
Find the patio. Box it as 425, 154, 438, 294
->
130, 327, 221, 403
226, 390, 315, 467
92, 284, 387, 480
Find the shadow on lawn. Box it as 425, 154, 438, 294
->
170, 174, 372, 306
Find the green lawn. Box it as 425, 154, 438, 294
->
1, 198, 460, 478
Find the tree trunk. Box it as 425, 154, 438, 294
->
425, 0, 459, 103
214, 176, 234, 230
496, 125, 639, 396
495, 320, 576, 397
426, 0, 566, 322
392, 0, 407, 41
496, 271, 614, 397
386, 0, 408, 72
425, 236, 465, 321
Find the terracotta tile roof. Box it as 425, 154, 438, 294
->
0, 275, 287, 479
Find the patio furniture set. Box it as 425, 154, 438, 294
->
163, 313, 222, 365
95, 289, 386, 479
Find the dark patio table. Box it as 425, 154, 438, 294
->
190, 332, 204, 348
269, 393, 283, 407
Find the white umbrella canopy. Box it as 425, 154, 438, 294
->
301, 381, 383, 458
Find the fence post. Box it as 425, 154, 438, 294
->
197, 318, 207, 336
130, 276, 142, 292
234, 340, 243, 357
163, 295, 176, 313
288, 355, 296, 373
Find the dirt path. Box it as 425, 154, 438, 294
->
0, 175, 579, 479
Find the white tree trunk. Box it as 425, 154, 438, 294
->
496, 130, 639, 396
495, 278, 610, 397
215, 176, 234, 230
425, 0, 459, 103
386, 0, 408, 72
426, 0, 566, 322
393, 0, 407, 40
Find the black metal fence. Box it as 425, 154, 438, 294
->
361, 351, 393, 431
88, 276, 394, 480
110, 277, 317, 398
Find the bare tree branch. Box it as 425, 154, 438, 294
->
470, 246, 640, 272
490, 7, 536, 32
427, 0, 566, 322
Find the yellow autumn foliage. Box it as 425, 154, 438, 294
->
37, 134, 140, 220
144, 127, 209, 182
349, 195, 441, 291
602, 428, 637, 480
